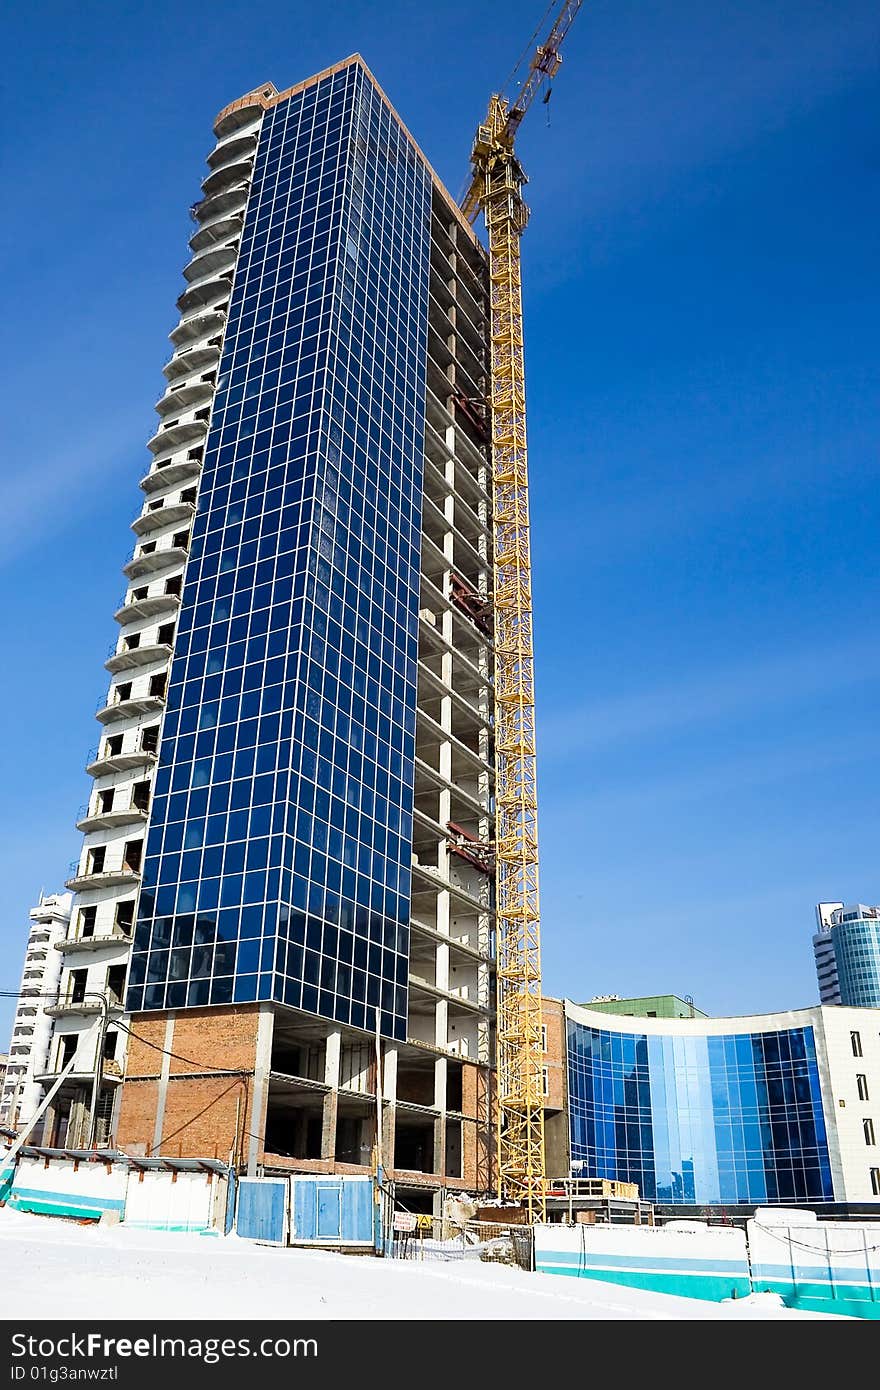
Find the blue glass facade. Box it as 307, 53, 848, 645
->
127, 63, 431, 1041
833, 918, 880, 1008
567, 1020, 834, 1205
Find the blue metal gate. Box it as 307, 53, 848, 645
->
235, 1177, 288, 1244
291, 1176, 375, 1246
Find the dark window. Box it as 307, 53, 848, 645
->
106, 967, 126, 1004
852, 1031, 863, 1058
124, 840, 142, 872
141, 726, 160, 755
116, 901, 135, 934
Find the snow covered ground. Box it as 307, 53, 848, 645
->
0, 1208, 837, 1320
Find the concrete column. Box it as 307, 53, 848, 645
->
382, 1044, 398, 1171
321, 1029, 341, 1160
150, 1014, 176, 1155
433, 1054, 447, 1176
246, 1005, 274, 1176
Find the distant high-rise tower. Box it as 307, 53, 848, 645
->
813, 902, 843, 1005
0, 894, 71, 1130
829, 904, 880, 1009
45, 57, 497, 1211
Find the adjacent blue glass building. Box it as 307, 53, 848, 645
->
127, 62, 432, 1041
566, 1012, 834, 1206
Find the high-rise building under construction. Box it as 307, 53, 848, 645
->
46, 56, 497, 1211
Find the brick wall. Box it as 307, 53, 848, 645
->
541, 996, 567, 1111
116, 1006, 260, 1162
541, 996, 570, 1178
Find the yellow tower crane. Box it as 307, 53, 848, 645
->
460, 0, 583, 1220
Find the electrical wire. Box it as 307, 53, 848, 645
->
0, 989, 249, 1079
753, 1221, 880, 1257
111, 1018, 251, 1077
501, 0, 557, 99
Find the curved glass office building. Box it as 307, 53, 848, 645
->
553, 1002, 880, 1209
831, 905, 880, 1009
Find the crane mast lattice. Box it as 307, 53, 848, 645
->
461, 0, 582, 1221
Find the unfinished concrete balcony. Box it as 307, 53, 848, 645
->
44, 992, 125, 1020
189, 213, 244, 256
75, 799, 149, 834
163, 342, 221, 383
155, 379, 214, 419
176, 274, 233, 317
131, 499, 196, 536
64, 863, 141, 893
105, 638, 174, 674
206, 130, 258, 171
96, 689, 165, 725
114, 591, 180, 625
146, 414, 208, 457
86, 744, 158, 778
170, 308, 226, 350
124, 545, 188, 582
213, 89, 269, 140
200, 160, 252, 201
182, 243, 237, 286
140, 450, 203, 494
57, 928, 132, 955
191, 184, 250, 228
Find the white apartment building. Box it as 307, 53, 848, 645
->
38, 102, 260, 1151
813, 900, 843, 1005
0, 894, 70, 1130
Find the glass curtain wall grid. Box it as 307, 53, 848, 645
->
566, 1021, 835, 1206
128, 65, 431, 1042
833, 918, 880, 1008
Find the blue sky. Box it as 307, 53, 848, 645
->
1, 0, 878, 1042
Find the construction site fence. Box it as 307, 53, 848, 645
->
388, 1218, 534, 1272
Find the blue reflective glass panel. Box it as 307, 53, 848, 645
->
566, 1022, 834, 1206
128, 64, 431, 1043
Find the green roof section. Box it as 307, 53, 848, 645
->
583, 994, 707, 1020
